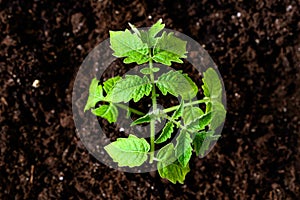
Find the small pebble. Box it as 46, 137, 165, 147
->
32, 79, 40, 88
119, 127, 125, 132
286, 5, 292, 12
77, 45, 83, 50
237, 12, 241, 18
59, 176, 64, 181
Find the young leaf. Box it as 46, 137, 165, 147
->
104, 134, 150, 167
193, 131, 220, 157
193, 131, 209, 156
202, 82, 209, 99
91, 103, 118, 123
175, 130, 193, 167
140, 67, 160, 75
206, 101, 212, 113
182, 106, 204, 126
155, 122, 174, 144
157, 161, 190, 184
186, 112, 212, 131
183, 74, 198, 99
156, 143, 177, 164
140, 68, 152, 75
157, 143, 190, 184
130, 113, 153, 126
210, 101, 226, 130
171, 101, 184, 120
202, 68, 222, 102
148, 19, 165, 43
111, 75, 152, 103
109, 29, 150, 64
140, 19, 165, 48
156, 70, 198, 100
84, 78, 104, 112
199, 112, 213, 129
153, 32, 187, 66
103, 76, 121, 94
128, 23, 141, 37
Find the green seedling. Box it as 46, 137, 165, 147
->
84, 19, 226, 184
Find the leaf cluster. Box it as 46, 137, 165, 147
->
110, 19, 187, 66
84, 20, 226, 184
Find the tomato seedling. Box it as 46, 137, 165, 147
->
84, 19, 226, 184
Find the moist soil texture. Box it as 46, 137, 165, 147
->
1, 0, 300, 199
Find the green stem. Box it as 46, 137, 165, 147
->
164, 115, 193, 134
149, 59, 157, 163
115, 103, 145, 116
163, 98, 210, 114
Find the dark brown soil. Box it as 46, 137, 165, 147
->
1, 0, 299, 199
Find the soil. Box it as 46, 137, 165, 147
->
1, 0, 300, 199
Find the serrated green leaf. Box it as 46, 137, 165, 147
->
103, 76, 121, 94
175, 130, 193, 167
91, 103, 118, 123
129, 19, 164, 48
202, 68, 226, 129
138, 19, 165, 48
104, 134, 150, 167
157, 161, 190, 184
140, 67, 160, 75
210, 101, 226, 130
183, 74, 198, 99
111, 75, 152, 103
202, 82, 209, 98
193, 131, 210, 156
199, 112, 213, 129
202, 68, 222, 101
153, 32, 187, 66
182, 106, 204, 126
84, 78, 104, 112
131, 113, 153, 126
156, 143, 177, 164
171, 101, 184, 120
186, 112, 212, 131
156, 70, 198, 100
155, 122, 174, 144
157, 143, 190, 184
193, 131, 220, 157
110, 29, 150, 64
148, 19, 165, 42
